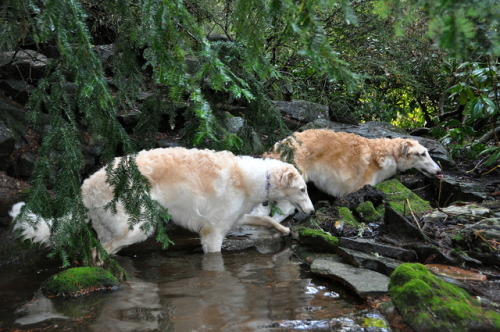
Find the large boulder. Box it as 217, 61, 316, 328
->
273, 99, 329, 123
389, 263, 500, 331
41, 267, 119, 298
0, 121, 15, 172
0, 49, 50, 80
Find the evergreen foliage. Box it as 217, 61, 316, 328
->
2, 0, 498, 268
1, 0, 357, 268
374, 0, 499, 58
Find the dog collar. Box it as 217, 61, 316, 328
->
263, 172, 271, 205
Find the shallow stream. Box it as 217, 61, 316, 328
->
0, 234, 389, 331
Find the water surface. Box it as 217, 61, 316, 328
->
1, 247, 368, 331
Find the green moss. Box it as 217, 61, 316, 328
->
296, 227, 339, 252
389, 263, 500, 331
355, 201, 382, 222
361, 316, 390, 329
375, 179, 432, 217
298, 227, 339, 247
336, 206, 359, 226
42, 267, 119, 298
393, 278, 434, 304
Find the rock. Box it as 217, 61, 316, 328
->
424, 264, 487, 282
405, 243, 464, 265
336, 246, 401, 275
41, 267, 119, 298
0, 79, 34, 104
375, 179, 433, 217
355, 201, 383, 222
294, 227, 339, 252
337, 206, 359, 226
15, 151, 37, 178
267, 311, 391, 331
0, 49, 50, 80
93, 44, 114, 71
273, 99, 329, 123
0, 96, 30, 142
383, 205, 427, 241
311, 257, 389, 298
290, 244, 341, 265
0, 121, 15, 171
223, 226, 285, 253
339, 237, 416, 261
389, 263, 500, 331
333, 185, 386, 211
422, 204, 491, 223
224, 114, 245, 133
468, 252, 500, 266
437, 175, 492, 203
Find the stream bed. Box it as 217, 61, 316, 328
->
0, 245, 392, 331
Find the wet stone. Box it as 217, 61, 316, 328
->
422, 204, 491, 223
265, 311, 390, 331
339, 237, 416, 261
224, 226, 285, 253
438, 175, 492, 203
311, 257, 389, 298
336, 246, 401, 276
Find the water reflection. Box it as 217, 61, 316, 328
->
6, 249, 363, 331
15, 291, 67, 325
131, 249, 357, 331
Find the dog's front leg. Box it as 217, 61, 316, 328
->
200, 226, 226, 253
237, 214, 290, 235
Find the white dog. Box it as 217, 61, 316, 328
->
10, 147, 314, 254
252, 128, 443, 221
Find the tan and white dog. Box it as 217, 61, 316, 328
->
10, 147, 314, 254
252, 128, 443, 221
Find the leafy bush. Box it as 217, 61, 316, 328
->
434, 60, 499, 166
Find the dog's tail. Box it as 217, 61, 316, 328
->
9, 202, 52, 246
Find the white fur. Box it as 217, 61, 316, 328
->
10, 147, 314, 255
10, 202, 52, 245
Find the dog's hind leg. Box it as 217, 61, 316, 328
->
237, 214, 290, 235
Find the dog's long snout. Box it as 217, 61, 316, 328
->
300, 201, 315, 215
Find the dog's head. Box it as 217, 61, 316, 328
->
398, 139, 443, 178
269, 163, 314, 215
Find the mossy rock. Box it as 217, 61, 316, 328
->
355, 201, 382, 223
297, 227, 339, 252
375, 179, 432, 217
337, 206, 359, 226
389, 263, 500, 331
42, 267, 119, 298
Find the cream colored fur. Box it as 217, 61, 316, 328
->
254, 128, 442, 221
11, 147, 314, 254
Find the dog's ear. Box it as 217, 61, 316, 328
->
279, 168, 296, 186
401, 140, 413, 156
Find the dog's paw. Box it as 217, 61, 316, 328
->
281, 226, 290, 235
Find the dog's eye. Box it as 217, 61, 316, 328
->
420, 152, 426, 157
300, 187, 306, 193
